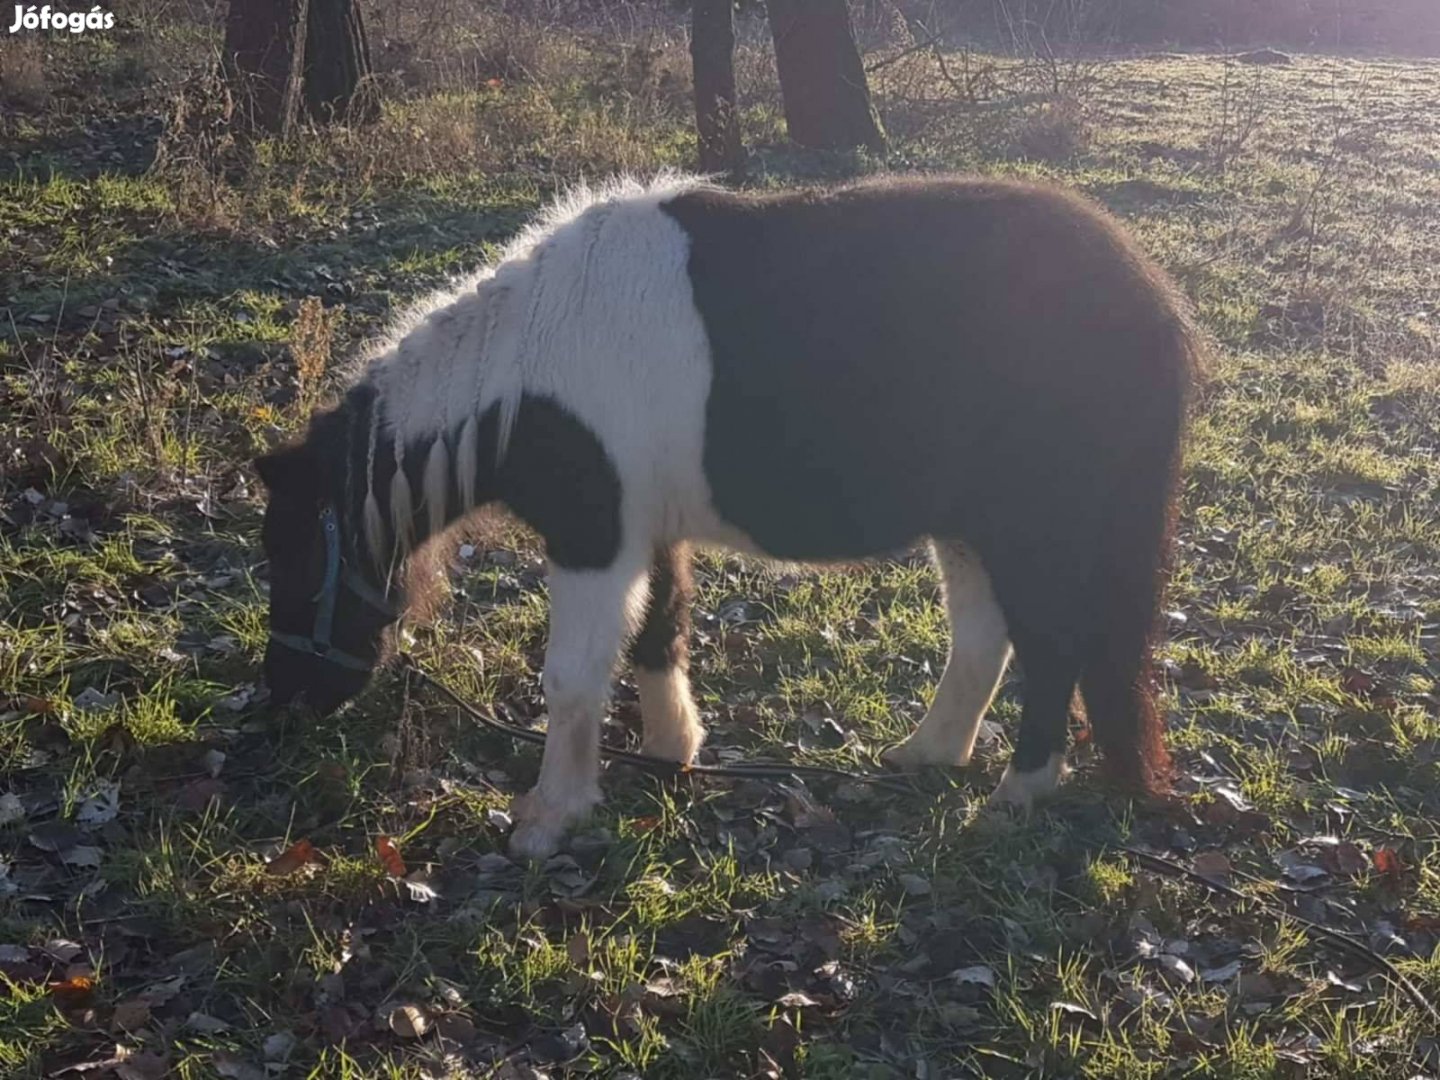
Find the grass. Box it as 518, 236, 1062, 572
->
3, 15, 1440, 1080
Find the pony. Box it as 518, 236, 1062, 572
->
255, 173, 1200, 859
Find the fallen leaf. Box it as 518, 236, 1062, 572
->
404, 872, 439, 903
205, 633, 239, 653
1369, 920, 1408, 955
1129, 915, 1163, 958
1373, 846, 1404, 878
950, 965, 996, 988
262, 1032, 295, 1061
435, 1013, 476, 1043
1192, 851, 1232, 882
974, 718, 1004, 745
65, 962, 96, 983
43, 939, 84, 963
1200, 960, 1242, 983
643, 976, 686, 1014
186, 1011, 230, 1034
6, 694, 57, 716
1213, 784, 1252, 813
110, 999, 152, 1032
217, 689, 251, 712
1324, 970, 1362, 993
139, 975, 186, 1006
48, 975, 95, 1005
386, 1002, 431, 1039
167, 942, 217, 977
61, 845, 104, 869
0, 792, 25, 825
1049, 1000, 1099, 1022
72, 687, 120, 713
1327, 841, 1368, 877
784, 791, 835, 830
265, 839, 317, 876
75, 781, 120, 827
775, 991, 819, 1008
529, 1021, 588, 1064
1276, 849, 1327, 883
485, 808, 512, 831
28, 822, 84, 852
376, 836, 405, 877
50, 1046, 133, 1075
1340, 667, 1375, 697
1236, 971, 1279, 1000
1158, 954, 1196, 983
897, 872, 931, 897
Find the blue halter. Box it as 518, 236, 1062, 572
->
268, 505, 399, 672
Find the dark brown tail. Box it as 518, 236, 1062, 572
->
1078, 500, 1174, 795
1080, 323, 1199, 794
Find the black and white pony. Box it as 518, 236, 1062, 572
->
256, 174, 1199, 859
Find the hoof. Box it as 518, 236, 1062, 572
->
639, 723, 704, 765
988, 752, 1068, 811
508, 787, 599, 861
637, 670, 705, 763
881, 734, 972, 771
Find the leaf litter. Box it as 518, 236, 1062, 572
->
3, 47, 1440, 1080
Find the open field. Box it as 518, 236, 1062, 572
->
3, 16, 1440, 1079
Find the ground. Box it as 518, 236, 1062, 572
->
2, 20, 1440, 1080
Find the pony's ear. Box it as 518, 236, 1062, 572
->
254, 443, 314, 494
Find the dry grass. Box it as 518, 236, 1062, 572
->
291, 296, 339, 415
1006, 94, 1091, 160
0, 39, 48, 109
142, 5, 702, 239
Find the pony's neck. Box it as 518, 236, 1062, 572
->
335, 381, 509, 589
332, 236, 546, 586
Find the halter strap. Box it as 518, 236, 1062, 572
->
268, 504, 399, 672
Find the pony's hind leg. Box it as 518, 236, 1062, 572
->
510, 554, 650, 860
988, 629, 1079, 808
628, 544, 705, 762
979, 507, 1097, 809
884, 541, 1012, 768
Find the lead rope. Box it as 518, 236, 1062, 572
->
394, 653, 913, 791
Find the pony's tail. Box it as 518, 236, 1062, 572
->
1080, 322, 1199, 795
1078, 500, 1174, 796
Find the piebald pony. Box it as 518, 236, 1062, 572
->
256, 174, 1198, 859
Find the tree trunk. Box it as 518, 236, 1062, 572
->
223, 0, 309, 134
691, 0, 744, 176
766, 0, 885, 152
304, 0, 377, 124
224, 0, 376, 131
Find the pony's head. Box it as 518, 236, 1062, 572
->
254, 437, 401, 715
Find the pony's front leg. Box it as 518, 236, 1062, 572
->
510, 556, 649, 861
